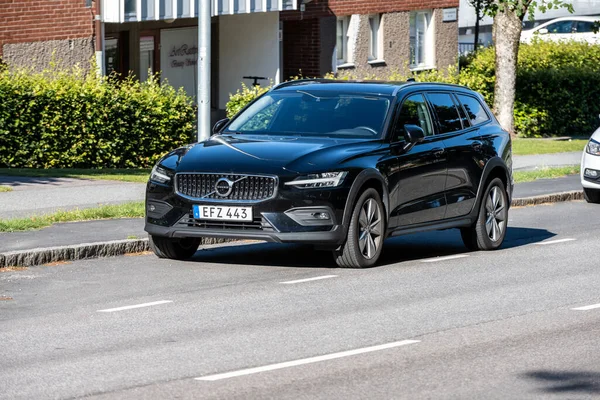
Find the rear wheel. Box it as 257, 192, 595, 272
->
149, 235, 201, 260
334, 188, 385, 268
461, 177, 508, 251
584, 188, 600, 204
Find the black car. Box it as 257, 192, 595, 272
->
145, 80, 512, 268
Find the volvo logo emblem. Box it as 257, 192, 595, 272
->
215, 178, 233, 197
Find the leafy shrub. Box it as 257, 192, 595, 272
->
225, 40, 600, 138
0, 66, 195, 168
226, 83, 269, 119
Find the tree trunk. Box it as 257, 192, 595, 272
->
492, 9, 522, 135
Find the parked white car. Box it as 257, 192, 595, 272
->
581, 127, 600, 203
521, 16, 600, 44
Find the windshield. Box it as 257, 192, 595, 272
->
224, 90, 392, 138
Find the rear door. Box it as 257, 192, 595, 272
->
431, 92, 488, 219
573, 20, 600, 44
389, 93, 448, 228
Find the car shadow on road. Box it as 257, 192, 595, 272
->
522, 370, 600, 395
191, 226, 556, 269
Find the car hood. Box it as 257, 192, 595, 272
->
171, 134, 383, 175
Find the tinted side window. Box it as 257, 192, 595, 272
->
546, 20, 573, 33
394, 94, 434, 141
575, 21, 595, 33
426, 93, 463, 134
456, 94, 490, 126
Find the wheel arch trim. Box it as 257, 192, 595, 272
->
341, 169, 390, 231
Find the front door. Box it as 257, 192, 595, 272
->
388, 93, 448, 228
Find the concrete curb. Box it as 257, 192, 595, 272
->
0, 191, 585, 268
0, 239, 150, 268
510, 190, 584, 207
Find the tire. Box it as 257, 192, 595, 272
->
460, 177, 508, 251
334, 188, 386, 268
149, 235, 201, 260
584, 188, 600, 204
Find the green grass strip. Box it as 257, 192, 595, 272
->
513, 165, 580, 183
512, 139, 587, 156
0, 168, 150, 183
0, 202, 145, 232
0, 185, 13, 192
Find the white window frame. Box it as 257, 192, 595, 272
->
368, 14, 384, 63
336, 16, 350, 65
409, 10, 435, 70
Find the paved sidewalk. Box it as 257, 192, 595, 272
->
0, 176, 145, 219
513, 151, 582, 171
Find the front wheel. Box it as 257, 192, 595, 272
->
149, 235, 201, 260
334, 188, 385, 268
461, 177, 508, 251
584, 188, 600, 204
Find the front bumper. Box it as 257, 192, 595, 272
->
144, 180, 349, 246
581, 151, 600, 189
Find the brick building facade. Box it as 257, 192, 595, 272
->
281, 0, 460, 79
0, 0, 96, 72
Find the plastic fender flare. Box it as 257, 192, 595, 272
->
471, 157, 511, 216
341, 169, 390, 233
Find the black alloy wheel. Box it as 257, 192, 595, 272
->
461, 177, 508, 251
334, 188, 385, 268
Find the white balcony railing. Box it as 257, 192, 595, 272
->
102, 0, 298, 23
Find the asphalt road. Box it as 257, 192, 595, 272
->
1, 201, 600, 399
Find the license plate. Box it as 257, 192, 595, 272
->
193, 205, 253, 221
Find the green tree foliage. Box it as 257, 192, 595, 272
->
0, 66, 195, 168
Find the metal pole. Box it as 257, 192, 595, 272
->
197, 0, 211, 142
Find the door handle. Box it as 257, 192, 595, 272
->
432, 147, 445, 158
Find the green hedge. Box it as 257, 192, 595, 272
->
227, 41, 600, 138
0, 66, 195, 168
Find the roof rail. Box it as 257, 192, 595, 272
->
271, 78, 339, 91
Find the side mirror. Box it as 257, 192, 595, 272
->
212, 118, 230, 135
404, 124, 425, 143
537, 28, 549, 35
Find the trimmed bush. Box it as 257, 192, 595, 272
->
226, 41, 600, 137
0, 66, 195, 168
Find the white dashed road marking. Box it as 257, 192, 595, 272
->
97, 300, 173, 313
572, 303, 600, 311
535, 238, 577, 246
195, 339, 420, 381
420, 254, 469, 263
280, 275, 338, 284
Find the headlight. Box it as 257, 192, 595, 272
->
150, 165, 172, 184
285, 172, 348, 189
587, 139, 600, 156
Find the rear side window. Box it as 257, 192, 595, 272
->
575, 21, 595, 33
394, 94, 434, 141
426, 93, 463, 134
456, 94, 490, 126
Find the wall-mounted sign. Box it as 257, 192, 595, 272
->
443, 8, 457, 22
161, 27, 198, 97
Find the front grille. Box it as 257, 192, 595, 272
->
175, 173, 277, 202
177, 213, 273, 231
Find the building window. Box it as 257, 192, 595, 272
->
125, 0, 136, 20
368, 14, 383, 61
410, 11, 434, 69
336, 17, 350, 65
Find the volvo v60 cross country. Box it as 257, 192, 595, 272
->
145, 80, 513, 268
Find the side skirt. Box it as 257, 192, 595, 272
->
387, 217, 474, 238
